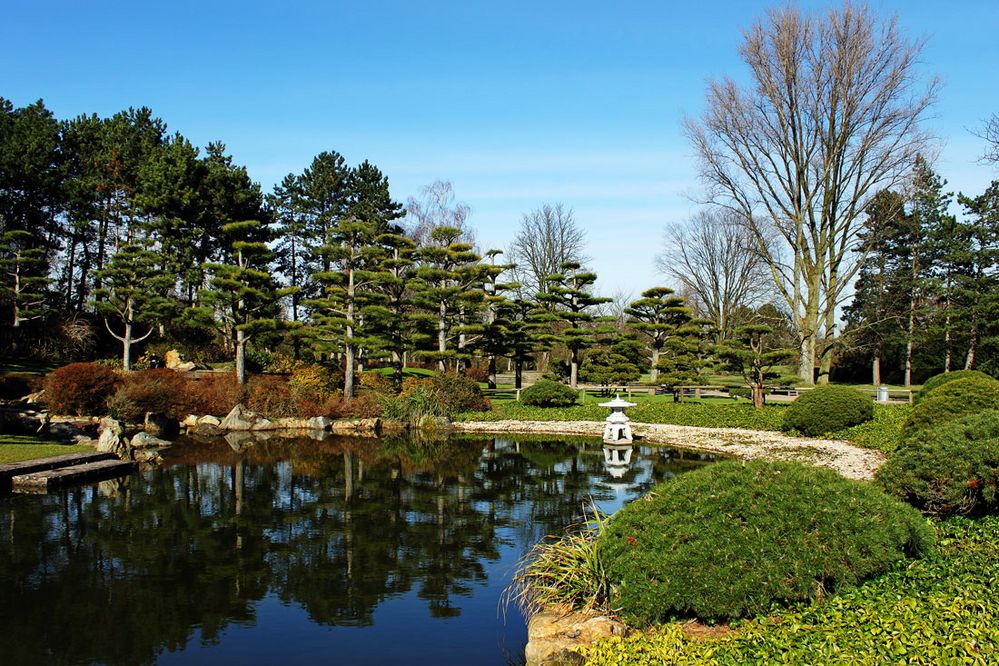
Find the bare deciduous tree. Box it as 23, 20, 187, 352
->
979, 113, 999, 165
685, 4, 937, 383
657, 209, 770, 341
509, 203, 587, 299
405, 180, 473, 246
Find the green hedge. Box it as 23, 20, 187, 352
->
783, 385, 873, 436
599, 460, 932, 623
902, 376, 999, 437
520, 379, 579, 407
915, 369, 993, 404
878, 410, 999, 517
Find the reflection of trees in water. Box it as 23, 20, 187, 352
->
0, 435, 712, 664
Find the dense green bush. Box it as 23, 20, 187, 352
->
599, 460, 932, 623
878, 411, 999, 517
915, 369, 992, 404
902, 375, 999, 436
782, 385, 873, 436
521, 379, 579, 407
43, 363, 122, 416
582, 516, 999, 665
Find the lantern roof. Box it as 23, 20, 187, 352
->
598, 394, 636, 409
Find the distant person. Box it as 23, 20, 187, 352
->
149, 353, 162, 369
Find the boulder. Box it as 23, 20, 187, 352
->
131, 431, 172, 449
220, 404, 259, 431
329, 417, 382, 433
196, 415, 222, 427
307, 416, 331, 431
144, 412, 179, 439
249, 417, 276, 431
525, 612, 625, 666
182, 414, 199, 428
133, 449, 164, 465
97, 417, 131, 460
164, 349, 183, 369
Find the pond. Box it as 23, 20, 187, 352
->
0, 433, 717, 665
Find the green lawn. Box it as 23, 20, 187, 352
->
581, 515, 999, 665
0, 434, 94, 464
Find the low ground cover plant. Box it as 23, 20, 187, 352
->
878, 410, 999, 517
782, 385, 873, 436
599, 460, 932, 623
915, 369, 993, 404
43, 362, 122, 416
521, 379, 579, 407
581, 516, 998, 665
901, 375, 999, 437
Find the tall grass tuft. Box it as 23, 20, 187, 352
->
505, 501, 611, 618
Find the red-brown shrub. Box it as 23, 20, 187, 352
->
117, 369, 191, 420
44, 363, 122, 416
464, 366, 489, 383
186, 373, 244, 416
246, 375, 298, 418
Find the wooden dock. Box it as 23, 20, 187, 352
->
0, 452, 136, 493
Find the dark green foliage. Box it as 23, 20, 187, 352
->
43, 363, 122, 416
879, 410, 999, 517
599, 460, 933, 623
521, 379, 579, 407
783, 385, 874, 436
915, 369, 992, 404
428, 372, 490, 414
583, 517, 999, 664
902, 375, 999, 436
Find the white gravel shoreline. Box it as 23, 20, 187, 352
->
452, 419, 885, 481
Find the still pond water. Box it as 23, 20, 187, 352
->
0, 434, 716, 665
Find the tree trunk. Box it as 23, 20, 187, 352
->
437, 301, 447, 372
872, 350, 881, 386
650, 348, 660, 383
487, 355, 497, 390
122, 318, 132, 372
904, 295, 916, 387
236, 328, 247, 385
965, 325, 978, 370
569, 350, 579, 389
515, 359, 523, 389
344, 282, 356, 400
391, 350, 403, 394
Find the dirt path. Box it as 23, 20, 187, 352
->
452, 420, 885, 481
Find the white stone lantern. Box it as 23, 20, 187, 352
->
599, 394, 637, 443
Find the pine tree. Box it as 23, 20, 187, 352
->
624, 287, 694, 384
93, 240, 174, 371
0, 230, 49, 330
716, 324, 794, 408
537, 262, 610, 388
412, 226, 483, 372
205, 220, 286, 384
364, 227, 418, 393
955, 181, 999, 370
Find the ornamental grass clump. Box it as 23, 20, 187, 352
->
878, 410, 999, 517
901, 375, 999, 438
782, 385, 873, 436
599, 460, 933, 624
506, 504, 610, 617
915, 369, 992, 404
521, 379, 579, 407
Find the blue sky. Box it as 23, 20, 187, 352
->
4, 1, 998, 296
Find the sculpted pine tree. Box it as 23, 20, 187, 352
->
412, 226, 483, 372
93, 241, 173, 371
206, 220, 287, 384
716, 324, 794, 409
0, 230, 49, 330
537, 262, 610, 389
625, 287, 694, 384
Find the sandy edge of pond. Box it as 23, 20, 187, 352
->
451, 420, 885, 481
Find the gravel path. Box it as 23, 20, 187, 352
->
452, 419, 885, 481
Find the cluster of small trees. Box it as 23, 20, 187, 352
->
3, 97, 782, 395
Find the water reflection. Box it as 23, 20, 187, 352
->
0, 434, 717, 666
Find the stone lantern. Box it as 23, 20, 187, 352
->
599, 394, 636, 443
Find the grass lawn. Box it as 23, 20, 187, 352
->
0, 434, 93, 465
581, 515, 999, 665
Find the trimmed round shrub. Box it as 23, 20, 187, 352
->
429, 372, 490, 413
599, 460, 933, 623
782, 385, 874, 436
878, 410, 999, 517
43, 362, 122, 416
902, 376, 999, 437
915, 369, 993, 404
116, 368, 191, 420
522, 379, 579, 407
